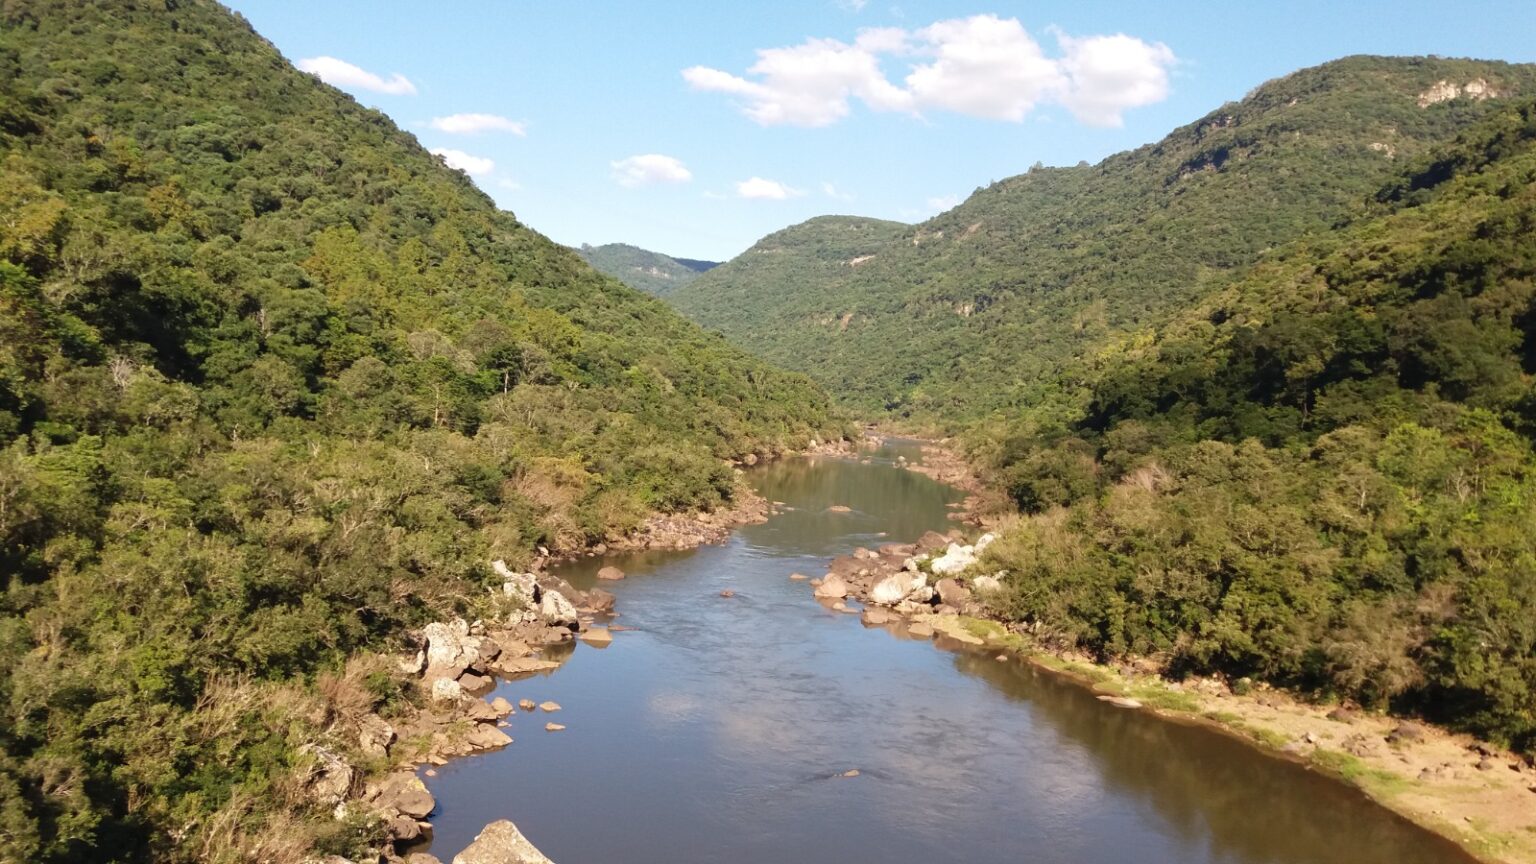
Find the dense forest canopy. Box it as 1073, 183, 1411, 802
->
979, 98, 1536, 751
0, 1, 841, 860
670, 56, 1536, 423
574, 242, 719, 297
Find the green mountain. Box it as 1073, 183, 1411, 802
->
982, 98, 1536, 750
574, 242, 719, 297
668, 56, 1536, 422
0, 1, 839, 860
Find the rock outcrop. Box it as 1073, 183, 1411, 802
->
453, 820, 555, 864
868, 570, 925, 605
813, 574, 849, 599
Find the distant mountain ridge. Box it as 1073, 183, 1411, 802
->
667, 55, 1536, 421
576, 242, 720, 296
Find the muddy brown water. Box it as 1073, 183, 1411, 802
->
420, 439, 1474, 864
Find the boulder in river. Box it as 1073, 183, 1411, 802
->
539, 591, 579, 630
827, 505, 852, 513
545, 722, 566, 732
861, 607, 892, 626
869, 570, 926, 605
518, 699, 537, 712
813, 574, 849, 599
583, 587, 616, 613
452, 819, 555, 864
379, 773, 436, 820
917, 530, 950, 551
539, 700, 562, 712
580, 628, 613, 647
466, 725, 513, 751
597, 566, 626, 581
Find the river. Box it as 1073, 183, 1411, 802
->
420, 439, 1472, 864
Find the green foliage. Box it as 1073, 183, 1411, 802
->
668, 57, 1536, 422
575, 242, 718, 297
0, 1, 841, 860
982, 99, 1536, 752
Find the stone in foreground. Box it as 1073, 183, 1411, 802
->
452, 819, 555, 864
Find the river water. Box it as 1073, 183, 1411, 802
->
420, 439, 1471, 864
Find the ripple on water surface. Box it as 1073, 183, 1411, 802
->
420, 439, 1474, 864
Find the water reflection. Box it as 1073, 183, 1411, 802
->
421, 440, 1471, 864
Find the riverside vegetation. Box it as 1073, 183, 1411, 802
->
671, 65, 1536, 758
0, 1, 842, 861
4, 0, 1536, 861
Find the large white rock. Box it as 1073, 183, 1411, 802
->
539, 590, 579, 629
869, 570, 926, 605
974, 532, 996, 553
930, 542, 978, 576
423, 619, 473, 678
498, 571, 538, 608
453, 819, 555, 864
971, 574, 1003, 593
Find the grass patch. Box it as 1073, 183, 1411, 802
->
1309, 749, 1412, 798
1128, 684, 1201, 713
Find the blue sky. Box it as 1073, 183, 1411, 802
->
225, 0, 1536, 261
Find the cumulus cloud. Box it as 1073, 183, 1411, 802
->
611, 154, 693, 187
297, 56, 417, 95
683, 30, 913, 127
736, 177, 804, 200
1055, 32, 1177, 127
430, 148, 494, 175
429, 113, 527, 135
926, 194, 961, 212
821, 181, 854, 201
683, 15, 1175, 128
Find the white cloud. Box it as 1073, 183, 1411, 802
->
683, 15, 1174, 128
821, 181, 854, 201
926, 194, 961, 212
430, 148, 494, 175
297, 56, 417, 95
683, 30, 913, 127
611, 154, 693, 187
905, 15, 1064, 121
837, 0, 869, 11
429, 113, 527, 135
1056, 32, 1177, 127
496, 177, 523, 192
736, 177, 804, 200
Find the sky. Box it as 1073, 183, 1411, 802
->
224, 1, 1536, 262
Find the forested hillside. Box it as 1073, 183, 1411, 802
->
669, 57, 1536, 422
574, 242, 718, 297
0, 1, 840, 860
980, 98, 1536, 751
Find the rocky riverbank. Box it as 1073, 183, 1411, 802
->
802, 522, 1536, 864
297, 560, 618, 864
296, 440, 835, 864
